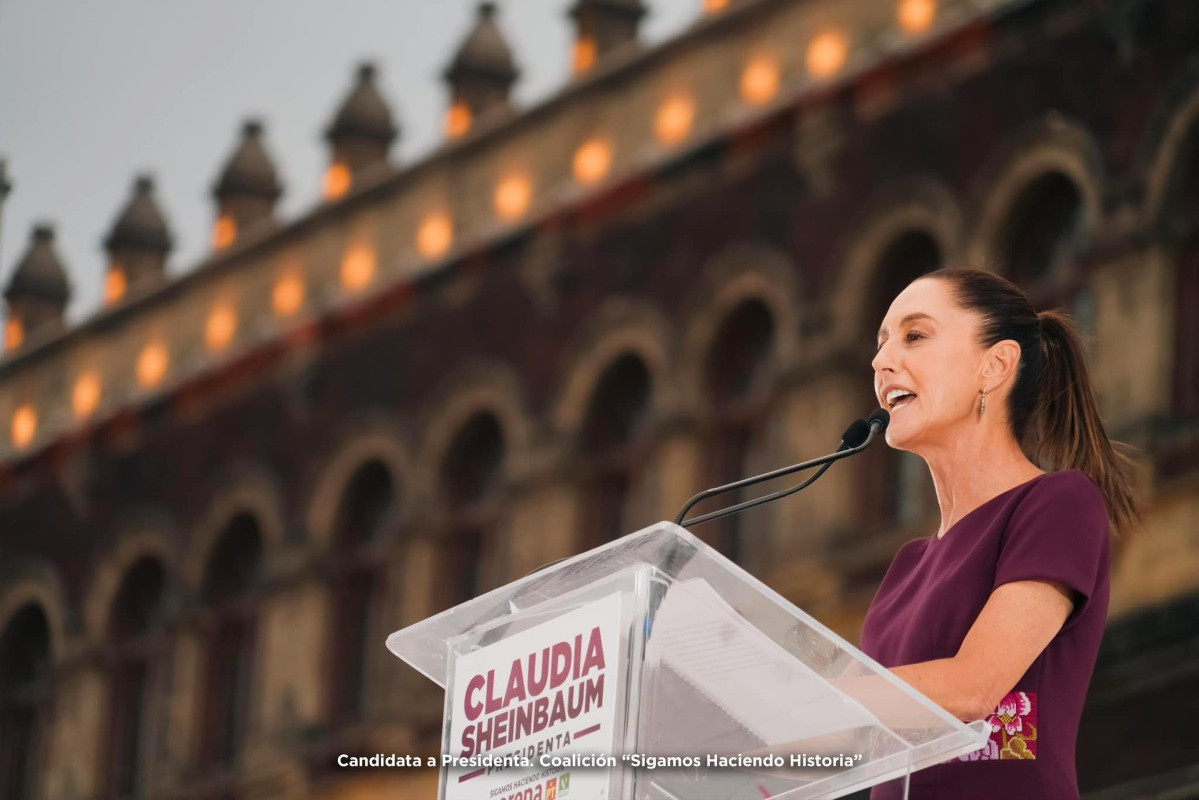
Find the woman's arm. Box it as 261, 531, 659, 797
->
890, 578, 1076, 722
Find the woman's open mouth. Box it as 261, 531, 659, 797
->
886, 389, 917, 411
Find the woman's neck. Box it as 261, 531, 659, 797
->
921, 428, 1044, 539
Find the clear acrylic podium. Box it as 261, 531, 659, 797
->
388, 522, 989, 799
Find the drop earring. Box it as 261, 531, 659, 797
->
979, 386, 987, 417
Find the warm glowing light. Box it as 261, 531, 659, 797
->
324, 162, 352, 200
206, 303, 238, 352
73, 372, 102, 420
573, 36, 597, 74
807, 31, 848, 78
11, 405, 36, 449
137, 342, 169, 388
655, 94, 696, 146
446, 102, 472, 139
740, 55, 781, 105
704, 0, 730, 11
4, 318, 23, 352
417, 214, 454, 260
494, 174, 533, 222
341, 243, 378, 290
273, 272, 305, 317
573, 138, 613, 185
898, 0, 937, 34
104, 266, 127, 304
213, 215, 237, 250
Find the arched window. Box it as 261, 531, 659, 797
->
1177, 250, 1199, 421
0, 605, 51, 800
438, 412, 505, 610
863, 231, 940, 530
580, 354, 652, 547
997, 170, 1096, 340
1171, 131, 1199, 421
103, 558, 168, 799
334, 460, 395, 547
199, 514, 262, 768
328, 460, 396, 726
700, 298, 776, 564
1002, 172, 1085, 286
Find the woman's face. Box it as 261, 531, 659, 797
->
871, 277, 988, 452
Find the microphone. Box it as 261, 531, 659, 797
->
840, 417, 872, 449
674, 409, 889, 528
518, 410, 890, 644
634, 410, 889, 639
523, 409, 892, 575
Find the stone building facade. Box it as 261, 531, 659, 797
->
1, 0, 1198, 797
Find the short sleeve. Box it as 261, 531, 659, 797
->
993, 470, 1110, 630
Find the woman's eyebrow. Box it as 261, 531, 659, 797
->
877, 312, 936, 341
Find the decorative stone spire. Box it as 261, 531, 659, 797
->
0, 160, 11, 322
211, 120, 282, 248
4, 224, 71, 351
103, 174, 172, 302
569, 0, 646, 74
0, 159, 11, 260
443, 2, 519, 138
324, 63, 398, 196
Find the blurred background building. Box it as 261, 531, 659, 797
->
1, 0, 1198, 798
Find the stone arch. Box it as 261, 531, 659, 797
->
831, 176, 962, 341
551, 298, 675, 438
0, 560, 72, 662
679, 243, 801, 409
965, 114, 1105, 270
0, 594, 54, 800
185, 464, 286, 590
306, 415, 414, 551
1143, 67, 1199, 231
191, 499, 266, 770
1140, 68, 1199, 420
579, 353, 654, 451
415, 361, 532, 512
83, 515, 177, 646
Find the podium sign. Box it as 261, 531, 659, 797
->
445, 592, 623, 799
388, 522, 988, 800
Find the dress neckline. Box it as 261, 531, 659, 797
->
930, 470, 1053, 544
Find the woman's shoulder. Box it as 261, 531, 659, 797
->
1024, 468, 1105, 504
1006, 468, 1110, 540
992, 470, 1112, 622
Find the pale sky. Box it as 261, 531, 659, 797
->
0, 0, 699, 321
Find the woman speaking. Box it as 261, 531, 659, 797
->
859, 268, 1140, 799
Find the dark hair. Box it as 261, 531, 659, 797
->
920, 267, 1141, 539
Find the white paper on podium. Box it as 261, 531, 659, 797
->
651, 578, 874, 747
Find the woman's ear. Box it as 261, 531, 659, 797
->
980, 339, 1022, 389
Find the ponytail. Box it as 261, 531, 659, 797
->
1034, 310, 1141, 540
923, 268, 1142, 540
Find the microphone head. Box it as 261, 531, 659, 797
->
867, 407, 890, 433
840, 418, 870, 448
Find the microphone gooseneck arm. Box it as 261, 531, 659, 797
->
676, 456, 839, 528
674, 410, 889, 528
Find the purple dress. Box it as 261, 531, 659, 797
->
859, 469, 1111, 800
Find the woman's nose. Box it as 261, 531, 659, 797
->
871, 338, 895, 374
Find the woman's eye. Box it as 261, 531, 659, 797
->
906, 331, 924, 342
